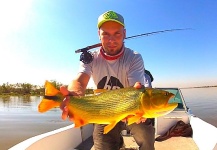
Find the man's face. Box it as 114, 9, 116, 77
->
98, 21, 126, 56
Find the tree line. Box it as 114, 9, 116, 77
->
0, 80, 93, 95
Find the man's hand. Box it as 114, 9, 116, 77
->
60, 86, 71, 120
122, 82, 147, 124
60, 86, 80, 121
134, 82, 142, 89
60, 74, 89, 121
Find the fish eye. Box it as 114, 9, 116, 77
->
165, 92, 169, 96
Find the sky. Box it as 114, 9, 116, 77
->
0, 0, 217, 88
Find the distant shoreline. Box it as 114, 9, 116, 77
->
0, 93, 43, 97
180, 85, 217, 89
1, 85, 216, 97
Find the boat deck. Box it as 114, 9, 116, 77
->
75, 135, 199, 150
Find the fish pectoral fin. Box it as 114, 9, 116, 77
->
104, 121, 118, 134
38, 99, 60, 113
93, 89, 108, 95
127, 114, 143, 125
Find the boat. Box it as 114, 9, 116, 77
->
9, 88, 217, 150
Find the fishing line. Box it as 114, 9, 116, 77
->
75, 28, 191, 64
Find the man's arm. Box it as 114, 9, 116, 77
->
68, 72, 90, 96
128, 53, 145, 86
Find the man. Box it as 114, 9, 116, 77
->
60, 10, 155, 150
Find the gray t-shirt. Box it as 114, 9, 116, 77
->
79, 47, 145, 90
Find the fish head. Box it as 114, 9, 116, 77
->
140, 88, 178, 118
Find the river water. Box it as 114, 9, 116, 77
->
0, 87, 217, 150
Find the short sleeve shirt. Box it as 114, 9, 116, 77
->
79, 47, 145, 90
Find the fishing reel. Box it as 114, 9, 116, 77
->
75, 43, 101, 64
79, 50, 93, 64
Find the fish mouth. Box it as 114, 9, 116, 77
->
168, 94, 175, 101
151, 103, 178, 116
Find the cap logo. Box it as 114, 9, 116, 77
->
103, 11, 118, 19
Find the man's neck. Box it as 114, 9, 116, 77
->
100, 46, 124, 60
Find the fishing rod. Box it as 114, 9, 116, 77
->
76, 28, 191, 64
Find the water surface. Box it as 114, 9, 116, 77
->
0, 96, 71, 150
181, 87, 217, 127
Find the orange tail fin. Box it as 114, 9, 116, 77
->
45, 80, 60, 96
38, 99, 60, 113
38, 81, 61, 113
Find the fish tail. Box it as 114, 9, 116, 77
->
38, 81, 62, 113
38, 99, 60, 113
44, 80, 61, 96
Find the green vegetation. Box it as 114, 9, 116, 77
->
0, 80, 94, 96
0, 82, 43, 96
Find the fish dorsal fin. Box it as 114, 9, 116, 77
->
38, 99, 60, 113
93, 89, 108, 95
45, 80, 60, 96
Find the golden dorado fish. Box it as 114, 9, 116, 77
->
38, 81, 177, 134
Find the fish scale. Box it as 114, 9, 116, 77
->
38, 81, 178, 134
67, 88, 142, 120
